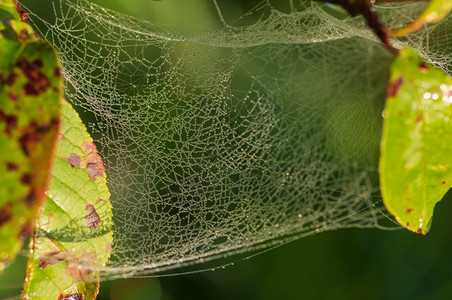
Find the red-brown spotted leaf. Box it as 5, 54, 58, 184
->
0, 14, 61, 271
379, 47, 452, 234
23, 100, 113, 299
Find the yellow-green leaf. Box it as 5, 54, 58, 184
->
379, 47, 452, 234
390, 0, 452, 37
22, 100, 113, 299
0, 24, 61, 272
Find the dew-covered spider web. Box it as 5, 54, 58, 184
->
19, 0, 452, 279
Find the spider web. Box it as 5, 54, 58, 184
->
19, 0, 451, 279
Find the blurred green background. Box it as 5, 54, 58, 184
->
1, 1, 451, 299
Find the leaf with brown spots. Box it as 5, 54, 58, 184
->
379, 47, 452, 234
0, 2, 61, 272
23, 100, 112, 299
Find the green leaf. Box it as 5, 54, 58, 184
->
379, 47, 452, 234
390, 0, 452, 37
0, 38, 61, 271
22, 100, 113, 299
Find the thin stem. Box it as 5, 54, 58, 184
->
212, 0, 230, 28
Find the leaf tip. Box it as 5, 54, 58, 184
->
415, 227, 426, 235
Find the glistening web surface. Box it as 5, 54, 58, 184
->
18, 0, 452, 280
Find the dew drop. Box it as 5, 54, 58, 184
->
423, 92, 431, 100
